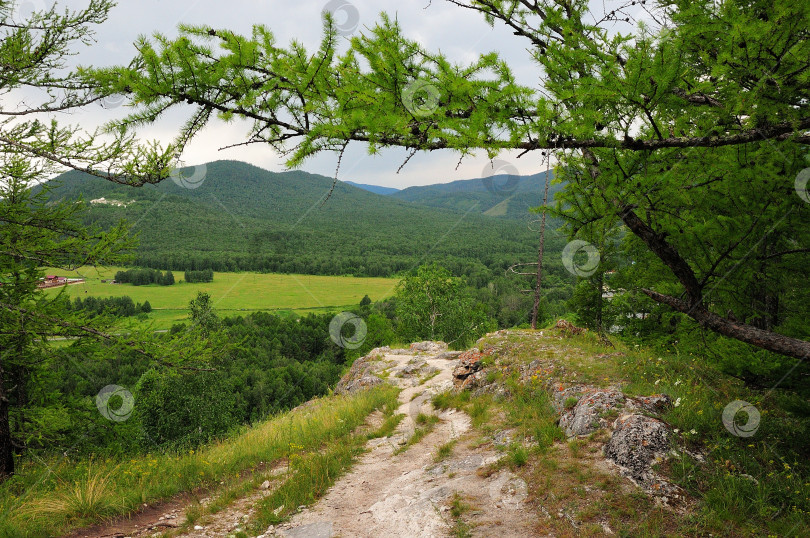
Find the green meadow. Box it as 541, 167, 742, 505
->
44, 267, 399, 329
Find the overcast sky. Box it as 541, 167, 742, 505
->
30, 0, 559, 188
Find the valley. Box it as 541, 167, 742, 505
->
44, 266, 398, 329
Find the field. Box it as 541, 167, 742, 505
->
44, 267, 399, 329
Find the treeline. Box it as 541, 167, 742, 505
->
134, 251, 437, 277
184, 268, 213, 283
70, 295, 152, 317
114, 268, 175, 286
35, 309, 355, 453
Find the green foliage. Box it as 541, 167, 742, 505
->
69, 295, 152, 317
395, 264, 496, 348
188, 291, 220, 337
114, 268, 175, 286
134, 368, 238, 447
184, 269, 214, 283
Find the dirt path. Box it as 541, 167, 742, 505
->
262, 349, 537, 538
71, 347, 537, 538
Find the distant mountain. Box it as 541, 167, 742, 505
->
344, 181, 399, 195
42, 161, 567, 277
391, 172, 564, 219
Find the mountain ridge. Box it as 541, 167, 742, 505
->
42, 160, 567, 278
344, 181, 400, 195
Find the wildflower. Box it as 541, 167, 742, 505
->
674, 379, 682, 386
654, 379, 660, 385
674, 398, 682, 407
689, 429, 697, 435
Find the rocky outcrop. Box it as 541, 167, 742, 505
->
337, 375, 384, 395
397, 358, 440, 381
448, 330, 684, 503
335, 343, 449, 395
452, 350, 483, 388
559, 390, 626, 437
334, 347, 389, 395
628, 394, 672, 414
554, 319, 587, 336
603, 414, 669, 482
602, 413, 685, 505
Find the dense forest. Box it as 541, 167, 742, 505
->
43, 161, 569, 280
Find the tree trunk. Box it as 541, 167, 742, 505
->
579, 151, 810, 361
596, 270, 604, 333
531, 162, 552, 329
642, 288, 810, 360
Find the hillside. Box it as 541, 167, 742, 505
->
343, 181, 400, 195
21, 328, 807, 538
391, 172, 565, 220
43, 161, 565, 277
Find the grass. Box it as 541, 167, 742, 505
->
467, 328, 810, 536
251, 438, 362, 528
15, 464, 118, 522
394, 413, 440, 455
0, 385, 399, 537
564, 396, 579, 409
42, 266, 398, 329
434, 440, 457, 463
448, 492, 473, 537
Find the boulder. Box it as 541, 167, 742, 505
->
559, 390, 625, 437
398, 359, 440, 379
337, 375, 383, 395
603, 414, 670, 486
335, 349, 386, 395
452, 350, 483, 387
554, 319, 587, 336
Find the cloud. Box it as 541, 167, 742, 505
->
32, 1, 544, 188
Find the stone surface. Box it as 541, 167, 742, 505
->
627, 394, 672, 414
559, 390, 626, 438
435, 350, 463, 361
452, 350, 483, 388
554, 319, 587, 336
337, 375, 383, 394
277, 521, 333, 537
603, 414, 670, 486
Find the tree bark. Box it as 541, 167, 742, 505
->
642, 288, 810, 360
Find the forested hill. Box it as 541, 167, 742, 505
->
43, 160, 567, 278
391, 172, 565, 219
344, 181, 400, 195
